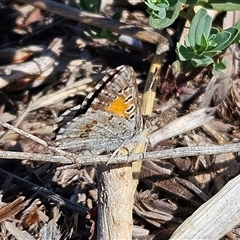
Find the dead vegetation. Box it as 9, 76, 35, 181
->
0, 1, 240, 239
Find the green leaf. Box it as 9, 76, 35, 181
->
148, 0, 181, 28
187, 8, 212, 47
210, 27, 219, 36
145, 0, 170, 19
200, 34, 209, 50
177, 43, 196, 61
100, 28, 118, 42
112, 12, 122, 21
209, 27, 239, 51
201, 0, 240, 11
191, 55, 214, 67
147, 7, 166, 19
146, 1, 168, 11
224, 26, 239, 43
172, 60, 181, 75
214, 61, 227, 70
203, 49, 221, 57
212, 61, 227, 74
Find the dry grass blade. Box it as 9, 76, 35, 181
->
17, 0, 168, 45
0, 37, 64, 89
0, 197, 27, 222
169, 173, 240, 240
149, 107, 215, 147
0, 45, 45, 65
38, 207, 61, 240
0, 130, 240, 165
134, 192, 175, 226
132, 46, 169, 191
5, 221, 35, 240
0, 168, 88, 216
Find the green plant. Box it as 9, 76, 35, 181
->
144, 0, 181, 28
145, 0, 171, 19
176, 8, 239, 74
145, 0, 240, 29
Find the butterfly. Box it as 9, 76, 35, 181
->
55, 65, 143, 157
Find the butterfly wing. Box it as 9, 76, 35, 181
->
56, 111, 136, 153
55, 65, 142, 154
88, 65, 142, 131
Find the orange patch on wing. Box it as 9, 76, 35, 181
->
103, 96, 131, 118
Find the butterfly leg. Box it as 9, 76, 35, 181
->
105, 145, 132, 165
106, 136, 148, 165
